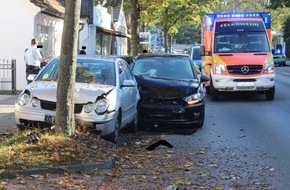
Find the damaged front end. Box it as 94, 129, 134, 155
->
136, 76, 206, 129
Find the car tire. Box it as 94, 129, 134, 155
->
17, 124, 26, 131
128, 110, 138, 133
266, 86, 275, 101
210, 80, 219, 101
101, 112, 121, 144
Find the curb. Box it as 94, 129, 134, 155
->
1, 156, 115, 178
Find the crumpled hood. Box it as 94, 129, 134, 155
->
28, 81, 114, 103
214, 52, 271, 65
135, 76, 199, 99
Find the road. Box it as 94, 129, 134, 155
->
160, 64, 290, 189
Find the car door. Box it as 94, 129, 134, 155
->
118, 60, 139, 124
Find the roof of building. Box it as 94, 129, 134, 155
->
30, 0, 65, 18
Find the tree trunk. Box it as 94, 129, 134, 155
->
164, 30, 168, 53
55, 0, 81, 136
130, 0, 139, 56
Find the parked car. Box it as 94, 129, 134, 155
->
183, 47, 191, 54
15, 55, 140, 143
190, 45, 202, 71
131, 53, 209, 130
272, 49, 286, 67
109, 55, 136, 68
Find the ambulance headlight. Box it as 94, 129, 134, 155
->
264, 63, 274, 74
214, 64, 226, 74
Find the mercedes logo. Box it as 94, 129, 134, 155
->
241, 66, 249, 74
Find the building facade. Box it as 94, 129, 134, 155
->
0, 0, 129, 92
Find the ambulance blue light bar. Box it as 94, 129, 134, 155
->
205, 12, 271, 30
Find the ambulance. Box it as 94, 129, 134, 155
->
200, 12, 275, 101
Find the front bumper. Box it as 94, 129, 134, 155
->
138, 100, 205, 128
211, 74, 275, 92
15, 104, 117, 136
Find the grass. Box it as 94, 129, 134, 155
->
0, 129, 116, 177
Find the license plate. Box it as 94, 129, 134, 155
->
236, 82, 254, 89
44, 114, 55, 124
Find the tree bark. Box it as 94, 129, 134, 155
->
55, 0, 81, 136
130, 0, 140, 56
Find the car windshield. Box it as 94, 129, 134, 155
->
214, 32, 270, 53
133, 57, 195, 80
37, 58, 116, 85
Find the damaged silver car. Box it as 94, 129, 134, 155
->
132, 54, 209, 130
15, 56, 140, 143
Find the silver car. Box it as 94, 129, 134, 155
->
15, 56, 140, 143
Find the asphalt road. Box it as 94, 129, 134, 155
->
161, 63, 290, 189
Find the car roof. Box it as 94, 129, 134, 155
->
53, 55, 121, 62
136, 53, 190, 59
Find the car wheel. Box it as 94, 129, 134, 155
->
266, 86, 275, 101
101, 112, 121, 144
17, 124, 26, 131
210, 80, 219, 101
283, 62, 286, 67
128, 110, 138, 133
195, 106, 205, 128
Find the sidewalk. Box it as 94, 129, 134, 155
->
0, 95, 18, 134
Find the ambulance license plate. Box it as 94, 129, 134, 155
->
236, 82, 254, 89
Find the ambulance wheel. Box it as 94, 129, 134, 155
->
210, 80, 219, 101
266, 86, 275, 101
206, 86, 210, 94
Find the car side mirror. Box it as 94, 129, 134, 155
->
27, 74, 37, 82
200, 45, 211, 56
200, 75, 209, 83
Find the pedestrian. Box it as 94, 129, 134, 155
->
79, 46, 86, 54
24, 38, 53, 84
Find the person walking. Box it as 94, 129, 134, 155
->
79, 46, 86, 54
24, 38, 53, 83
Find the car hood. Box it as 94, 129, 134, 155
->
135, 76, 199, 99
28, 81, 114, 103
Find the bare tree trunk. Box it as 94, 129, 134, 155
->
131, 0, 139, 56
164, 30, 168, 53
55, 0, 81, 136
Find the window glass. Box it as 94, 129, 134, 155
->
37, 58, 116, 85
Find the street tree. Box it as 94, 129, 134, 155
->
55, 0, 82, 136
139, 0, 218, 53
215, 0, 268, 12
269, 0, 290, 8
283, 16, 290, 41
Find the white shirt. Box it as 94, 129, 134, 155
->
25, 46, 42, 67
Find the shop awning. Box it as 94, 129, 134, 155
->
96, 27, 131, 38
